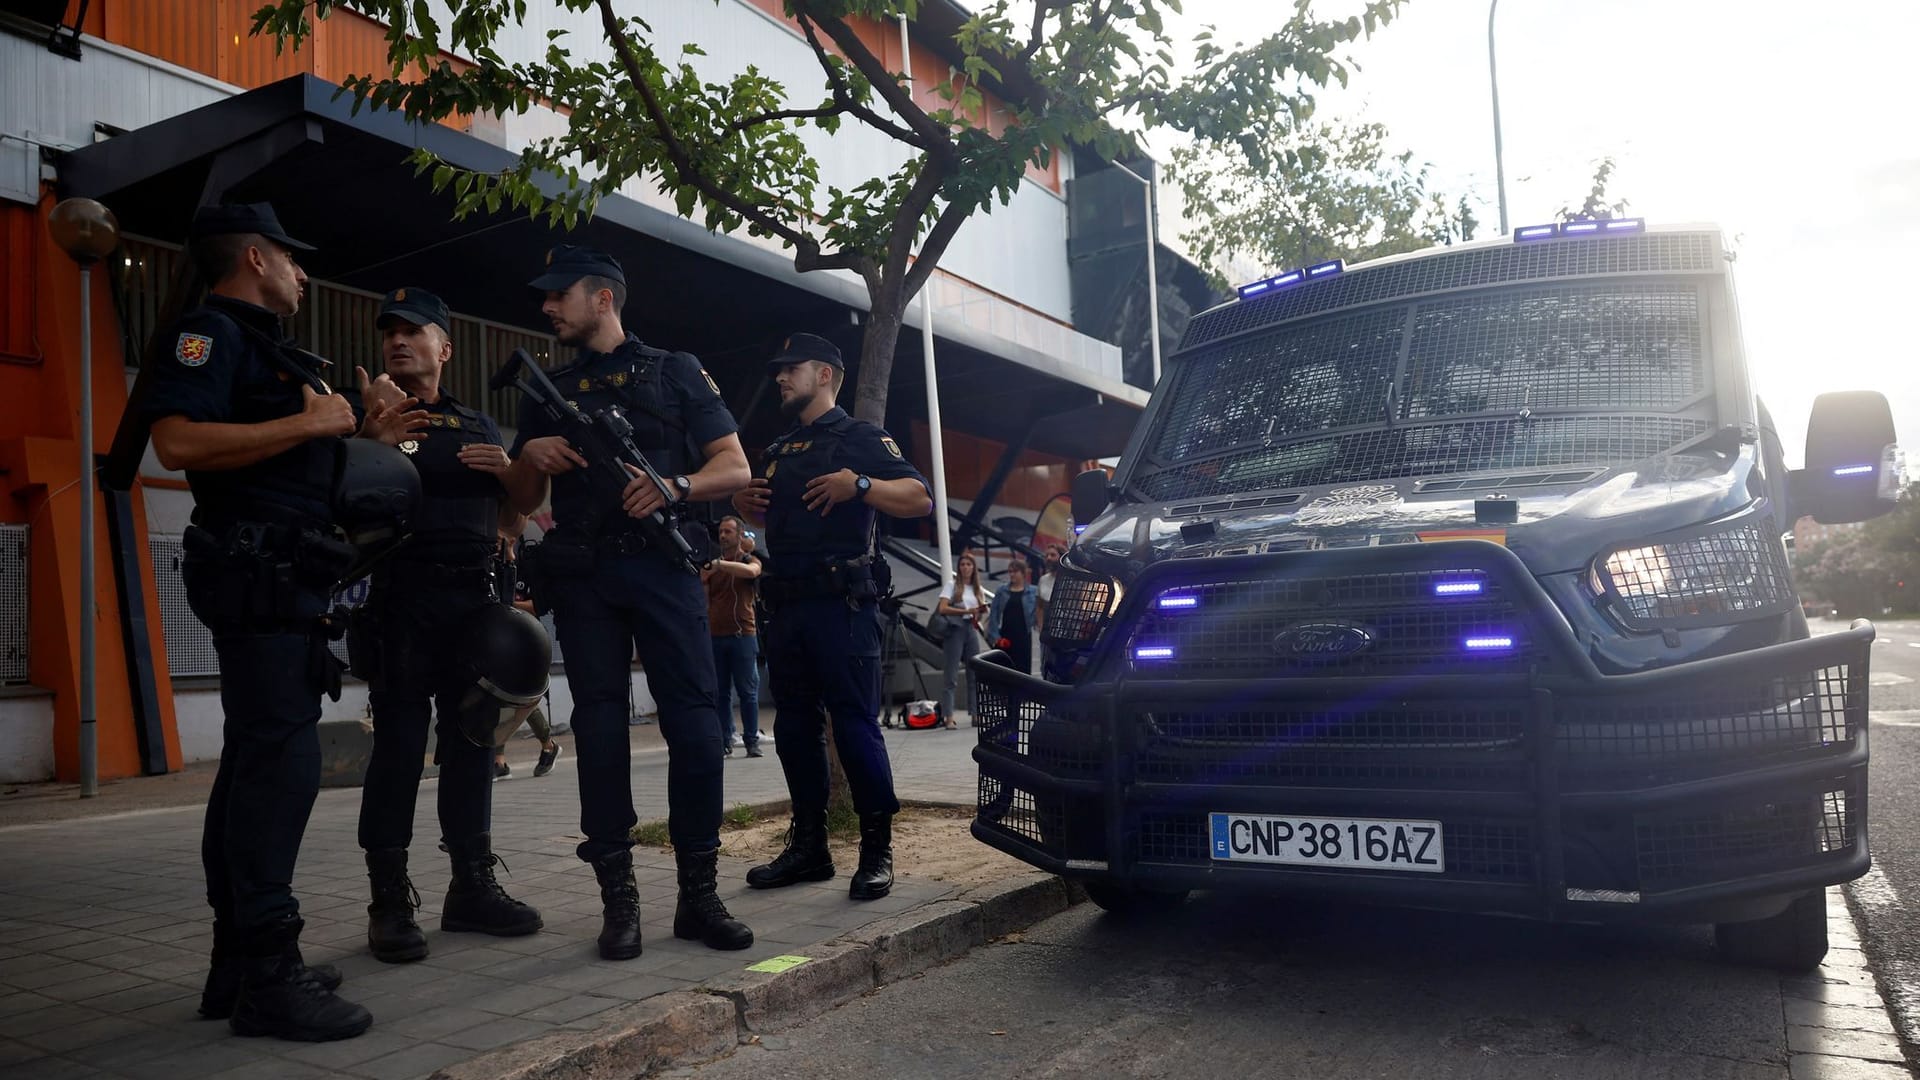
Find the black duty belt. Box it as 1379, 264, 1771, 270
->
384, 561, 494, 588
595, 530, 656, 556
191, 501, 331, 536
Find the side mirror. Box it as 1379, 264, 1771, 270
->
1791, 390, 1902, 524
1070, 468, 1113, 533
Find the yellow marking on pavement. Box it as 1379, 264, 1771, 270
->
747, 955, 813, 973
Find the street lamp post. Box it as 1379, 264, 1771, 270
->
47, 197, 121, 799
1488, 0, 1511, 236
1110, 162, 1163, 387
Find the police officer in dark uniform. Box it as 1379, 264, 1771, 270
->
144, 204, 419, 1041
351, 287, 544, 963
732, 333, 932, 901
500, 246, 755, 958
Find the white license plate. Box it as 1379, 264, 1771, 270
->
1209, 813, 1445, 873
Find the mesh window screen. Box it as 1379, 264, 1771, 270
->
0, 525, 26, 683
1149, 307, 1406, 462
150, 535, 220, 678
1403, 284, 1707, 417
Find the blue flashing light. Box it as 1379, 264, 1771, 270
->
1432, 580, 1485, 597
1073, 524, 1088, 534
1463, 636, 1515, 651
1306, 259, 1345, 278
1833, 464, 1876, 476
1133, 645, 1176, 661
1236, 280, 1272, 299
1157, 594, 1200, 610
1561, 220, 1603, 236
1603, 217, 1646, 233
1514, 223, 1558, 242
1235, 268, 1310, 300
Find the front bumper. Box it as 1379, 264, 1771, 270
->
968, 546, 1872, 924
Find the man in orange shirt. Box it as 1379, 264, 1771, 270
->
703, 515, 764, 758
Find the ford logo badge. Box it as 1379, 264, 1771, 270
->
1272, 622, 1375, 660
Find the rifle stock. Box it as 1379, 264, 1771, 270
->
495, 348, 700, 573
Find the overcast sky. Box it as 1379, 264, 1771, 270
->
1139, 0, 1917, 463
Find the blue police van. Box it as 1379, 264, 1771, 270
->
967, 221, 1902, 972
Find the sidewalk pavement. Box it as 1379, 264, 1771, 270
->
0, 716, 984, 1080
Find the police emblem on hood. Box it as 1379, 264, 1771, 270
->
1291, 484, 1402, 527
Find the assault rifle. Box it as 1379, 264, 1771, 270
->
491, 348, 700, 574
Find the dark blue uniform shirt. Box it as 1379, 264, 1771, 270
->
762, 407, 929, 575
393, 390, 504, 566
140, 294, 339, 522
509, 334, 735, 536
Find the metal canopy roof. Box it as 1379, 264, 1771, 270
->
58, 75, 1143, 459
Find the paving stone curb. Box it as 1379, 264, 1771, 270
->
427, 871, 1074, 1079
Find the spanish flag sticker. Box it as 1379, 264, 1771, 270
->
1417, 529, 1508, 547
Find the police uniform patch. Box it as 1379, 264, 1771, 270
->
174, 333, 213, 367
880, 436, 902, 458
393, 288, 407, 302
702, 369, 721, 396
399, 439, 420, 455
765, 460, 778, 479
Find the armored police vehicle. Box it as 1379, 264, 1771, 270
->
968, 220, 1901, 972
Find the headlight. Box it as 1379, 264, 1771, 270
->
1041, 573, 1117, 648
1590, 517, 1795, 629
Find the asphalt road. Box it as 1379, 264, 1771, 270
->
667, 617, 1920, 1080
1820, 617, 1920, 1058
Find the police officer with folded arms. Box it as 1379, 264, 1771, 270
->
143, 203, 421, 1041
349, 287, 548, 964
733, 333, 932, 901
499, 246, 755, 958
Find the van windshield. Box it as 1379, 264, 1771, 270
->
1135, 281, 1717, 500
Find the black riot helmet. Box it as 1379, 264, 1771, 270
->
332, 438, 421, 583
451, 605, 553, 749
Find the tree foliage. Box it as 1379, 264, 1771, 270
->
1556, 155, 1630, 223
1171, 118, 1474, 284
252, 0, 1404, 420
1794, 484, 1920, 617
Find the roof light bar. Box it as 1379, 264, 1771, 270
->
1833, 464, 1877, 476
1306, 259, 1345, 278
1235, 261, 1339, 300
1514, 218, 1648, 243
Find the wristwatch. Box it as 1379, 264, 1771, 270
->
853, 474, 872, 499
671, 474, 692, 502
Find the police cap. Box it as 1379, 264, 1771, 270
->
768, 332, 843, 372
189, 202, 314, 252
528, 244, 625, 291
376, 286, 451, 334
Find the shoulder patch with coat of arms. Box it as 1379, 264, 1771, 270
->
701, 369, 721, 396
880, 436, 902, 458
174, 333, 213, 367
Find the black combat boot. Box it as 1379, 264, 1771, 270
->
442, 834, 543, 937
849, 812, 894, 901
744, 807, 834, 889
590, 849, 643, 960
199, 921, 343, 1020
673, 848, 755, 950
364, 848, 428, 963
229, 916, 373, 1042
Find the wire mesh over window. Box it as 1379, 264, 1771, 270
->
150, 535, 219, 678
1181, 232, 1721, 349
1137, 416, 1714, 501
1598, 518, 1796, 628
1148, 307, 1405, 462
0, 525, 27, 684
1402, 285, 1707, 417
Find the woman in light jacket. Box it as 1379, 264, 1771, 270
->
934, 552, 989, 727
986, 559, 1039, 677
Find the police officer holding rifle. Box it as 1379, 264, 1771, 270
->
498, 246, 754, 958
142, 203, 420, 1041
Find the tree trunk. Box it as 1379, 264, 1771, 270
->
851, 294, 906, 424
